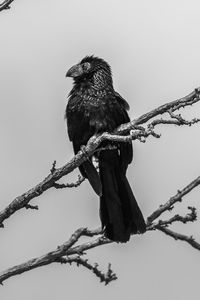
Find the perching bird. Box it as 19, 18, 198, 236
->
65, 55, 146, 242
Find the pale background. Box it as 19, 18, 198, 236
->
0, 0, 200, 299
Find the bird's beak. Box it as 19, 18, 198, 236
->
66, 64, 83, 78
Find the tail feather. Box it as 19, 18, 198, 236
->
73, 142, 102, 196
100, 166, 128, 242
116, 173, 146, 234
81, 160, 102, 196
99, 149, 146, 243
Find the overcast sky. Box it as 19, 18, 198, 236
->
0, 1, 200, 299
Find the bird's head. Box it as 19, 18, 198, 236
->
66, 55, 113, 88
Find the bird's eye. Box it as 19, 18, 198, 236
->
82, 62, 91, 72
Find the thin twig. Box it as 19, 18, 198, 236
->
53, 175, 85, 189
148, 207, 197, 230
57, 256, 117, 285
157, 226, 200, 251
147, 176, 200, 225
0, 0, 15, 11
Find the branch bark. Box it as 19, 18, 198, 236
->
0, 0, 15, 12
0, 87, 199, 228
156, 226, 200, 251
147, 176, 200, 224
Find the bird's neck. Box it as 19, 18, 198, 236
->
72, 70, 113, 97
92, 70, 113, 90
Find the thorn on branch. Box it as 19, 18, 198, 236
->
60, 256, 117, 285
50, 160, 57, 174
189, 235, 195, 241
168, 205, 174, 211
105, 263, 117, 285
25, 204, 39, 210
195, 88, 200, 98
187, 206, 197, 222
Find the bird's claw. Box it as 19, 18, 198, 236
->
80, 145, 90, 160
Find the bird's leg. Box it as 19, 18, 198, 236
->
80, 133, 101, 160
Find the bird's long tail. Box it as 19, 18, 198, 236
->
79, 160, 102, 196
99, 149, 146, 243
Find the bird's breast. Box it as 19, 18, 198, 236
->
67, 89, 118, 134
81, 95, 116, 132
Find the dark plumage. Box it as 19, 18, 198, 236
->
65, 55, 146, 242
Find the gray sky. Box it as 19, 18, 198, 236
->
0, 0, 200, 299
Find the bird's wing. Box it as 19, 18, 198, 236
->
114, 91, 130, 111
66, 96, 102, 196
65, 96, 80, 141
113, 92, 133, 169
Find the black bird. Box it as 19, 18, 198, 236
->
65, 56, 146, 242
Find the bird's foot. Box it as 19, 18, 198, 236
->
80, 145, 90, 160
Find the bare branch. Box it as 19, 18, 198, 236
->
146, 181, 200, 253
124, 87, 200, 131
147, 176, 200, 225
0, 202, 199, 284
0, 87, 199, 228
1, 172, 200, 285
157, 226, 200, 251
25, 204, 39, 210
149, 116, 200, 129
0, 0, 15, 12
50, 160, 57, 174
57, 256, 117, 285
53, 175, 85, 189
148, 207, 197, 230
0, 227, 109, 285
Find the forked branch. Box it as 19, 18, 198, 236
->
0, 174, 200, 285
